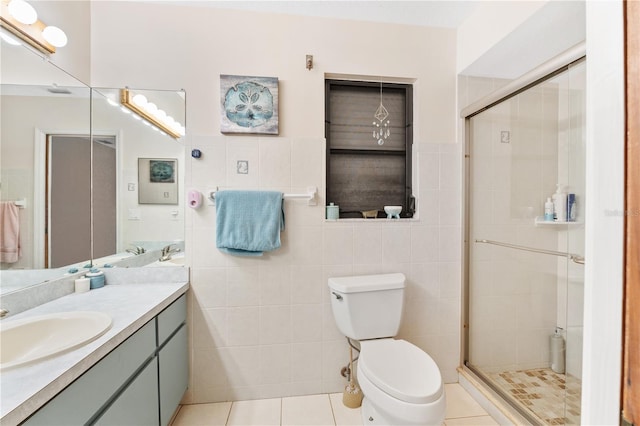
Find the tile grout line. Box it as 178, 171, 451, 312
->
445, 414, 494, 420
328, 393, 338, 426
225, 400, 234, 426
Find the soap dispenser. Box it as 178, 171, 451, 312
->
552, 184, 567, 222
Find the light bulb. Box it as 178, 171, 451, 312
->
42, 26, 67, 47
154, 109, 167, 121
132, 94, 147, 107
8, 0, 37, 25
145, 102, 158, 115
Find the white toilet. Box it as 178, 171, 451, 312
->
328, 273, 446, 426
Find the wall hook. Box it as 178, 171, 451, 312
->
306, 54, 313, 70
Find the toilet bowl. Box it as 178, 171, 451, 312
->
327, 273, 446, 426
357, 339, 446, 425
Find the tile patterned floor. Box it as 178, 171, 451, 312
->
170, 384, 498, 426
487, 368, 581, 425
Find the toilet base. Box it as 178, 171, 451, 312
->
360, 395, 445, 426
361, 397, 383, 425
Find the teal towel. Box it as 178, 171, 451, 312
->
215, 190, 284, 257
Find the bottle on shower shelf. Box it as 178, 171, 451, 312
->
552, 184, 567, 222
544, 198, 554, 221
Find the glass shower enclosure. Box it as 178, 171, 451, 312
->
464, 59, 586, 425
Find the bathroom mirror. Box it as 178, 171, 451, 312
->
90, 87, 185, 261
0, 43, 186, 295
0, 43, 91, 292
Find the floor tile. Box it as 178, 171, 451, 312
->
329, 392, 363, 426
487, 367, 581, 425
227, 398, 281, 426
282, 394, 335, 426
445, 415, 499, 425
170, 402, 231, 426
444, 383, 489, 419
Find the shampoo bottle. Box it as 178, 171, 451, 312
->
567, 193, 576, 222
552, 185, 567, 222
544, 198, 554, 221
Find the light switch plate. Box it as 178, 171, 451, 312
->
128, 209, 141, 220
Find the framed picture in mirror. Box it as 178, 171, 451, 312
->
138, 158, 178, 204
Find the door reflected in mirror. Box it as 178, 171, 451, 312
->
0, 44, 186, 295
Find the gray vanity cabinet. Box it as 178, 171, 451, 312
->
94, 357, 159, 426
22, 320, 157, 426
21, 294, 187, 426
157, 295, 189, 426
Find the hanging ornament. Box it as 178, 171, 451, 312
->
373, 80, 391, 145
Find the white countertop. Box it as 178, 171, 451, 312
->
0, 281, 189, 425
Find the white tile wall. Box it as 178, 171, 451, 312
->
464, 72, 585, 374
184, 135, 463, 403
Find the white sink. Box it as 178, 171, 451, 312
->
0, 311, 112, 370
163, 256, 185, 265
147, 254, 185, 267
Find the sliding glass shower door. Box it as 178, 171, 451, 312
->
465, 59, 585, 425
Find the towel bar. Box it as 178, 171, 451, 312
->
475, 239, 585, 265
208, 187, 317, 206
12, 199, 26, 208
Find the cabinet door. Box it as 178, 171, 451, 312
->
22, 321, 156, 426
158, 325, 188, 426
93, 357, 159, 426
157, 294, 186, 345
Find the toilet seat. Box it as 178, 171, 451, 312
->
358, 339, 443, 405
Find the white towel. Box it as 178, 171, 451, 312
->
0, 201, 21, 263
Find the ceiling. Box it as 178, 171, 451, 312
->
148, 0, 479, 28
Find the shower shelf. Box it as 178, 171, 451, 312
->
534, 216, 583, 227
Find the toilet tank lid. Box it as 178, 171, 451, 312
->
328, 273, 405, 293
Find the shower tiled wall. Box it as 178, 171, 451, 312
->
183, 135, 462, 403
462, 75, 563, 373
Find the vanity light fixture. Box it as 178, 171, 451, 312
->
120, 89, 185, 139
0, 0, 68, 54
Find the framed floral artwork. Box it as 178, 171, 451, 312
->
220, 75, 279, 135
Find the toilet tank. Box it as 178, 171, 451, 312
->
328, 273, 405, 340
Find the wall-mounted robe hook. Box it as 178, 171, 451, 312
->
306, 54, 313, 70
